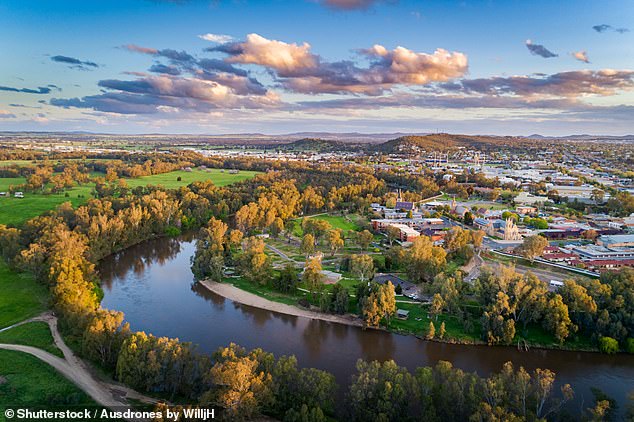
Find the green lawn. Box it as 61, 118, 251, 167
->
124, 168, 261, 189
0, 168, 260, 226
292, 213, 365, 237
0, 350, 95, 416
388, 302, 482, 343
0, 322, 62, 357
0, 184, 93, 226
0, 262, 48, 328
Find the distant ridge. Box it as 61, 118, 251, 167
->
0, 131, 632, 146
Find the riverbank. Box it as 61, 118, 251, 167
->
199, 280, 364, 327
201, 279, 603, 353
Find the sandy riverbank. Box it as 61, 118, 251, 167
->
198, 280, 364, 327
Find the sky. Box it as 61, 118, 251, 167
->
0, 0, 633, 136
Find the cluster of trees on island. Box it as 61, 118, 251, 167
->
0, 149, 633, 420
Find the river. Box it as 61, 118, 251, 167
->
100, 235, 634, 417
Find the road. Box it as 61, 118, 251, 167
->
0, 313, 159, 416
463, 252, 484, 283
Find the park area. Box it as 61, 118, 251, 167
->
0, 167, 260, 226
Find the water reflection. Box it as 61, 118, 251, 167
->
100, 236, 634, 416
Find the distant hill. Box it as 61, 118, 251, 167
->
275, 138, 352, 152
370, 134, 528, 154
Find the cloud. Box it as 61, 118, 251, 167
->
593, 24, 629, 34
51, 55, 99, 70
572, 50, 590, 63
122, 44, 159, 54
198, 33, 234, 43
525, 40, 558, 58
438, 70, 634, 98
361, 44, 468, 85
0, 85, 52, 94
0, 110, 16, 119
211, 33, 318, 74
197, 58, 248, 77
318, 0, 386, 10
51, 74, 281, 115
297, 92, 578, 112
212, 33, 467, 94
149, 63, 182, 75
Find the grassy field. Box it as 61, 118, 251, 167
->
388, 302, 483, 343
292, 213, 365, 237
0, 168, 260, 226
0, 322, 62, 357
124, 168, 261, 189
0, 262, 48, 328
0, 183, 93, 227
0, 350, 95, 416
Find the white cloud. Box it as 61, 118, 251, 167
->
572, 50, 590, 63
198, 33, 234, 44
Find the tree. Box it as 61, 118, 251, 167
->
302, 219, 332, 243
543, 294, 575, 344
303, 255, 325, 298
274, 263, 299, 293
350, 254, 374, 283
405, 236, 447, 283
358, 281, 395, 327
430, 293, 444, 320
463, 211, 474, 226
444, 226, 471, 253
559, 279, 597, 331
598, 336, 619, 354
360, 291, 382, 327
516, 235, 548, 263
201, 344, 272, 420
378, 281, 396, 325
438, 321, 446, 339
356, 230, 374, 251
591, 189, 605, 204
346, 360, 418, 422
471, 230, 485, 249
426, 321, 435, 340
581, 229, 598, 241
191, 218, 228, 280
331, 283, 350, 314
82, 309, 130, 369
386, 225, 401, 246
300, 186, 325, 214
301, 234, 315, 257
326, 229, 344, 257
239, 237, 272, 284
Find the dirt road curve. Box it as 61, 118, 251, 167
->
0, 313, 159, 412
0, 343, 125, 407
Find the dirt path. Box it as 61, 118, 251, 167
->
463, 253, 484, 284
199, 280, 364, 327
0, 313, 160, 412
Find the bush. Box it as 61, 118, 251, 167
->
598, 336, 619, 354
626, 338, 634, 354
298, 298, 310, 308
164, 226, 181, 237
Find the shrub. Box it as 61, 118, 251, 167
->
626, 338, 634, 354
598, 336, 619, 354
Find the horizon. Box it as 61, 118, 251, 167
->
2, 130, 634, 138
